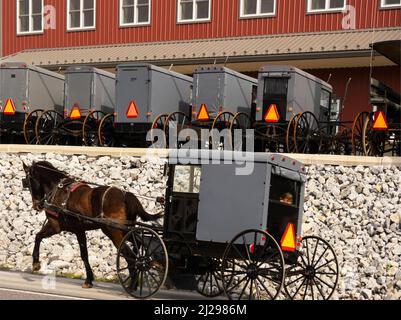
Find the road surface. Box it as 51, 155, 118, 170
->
0, 270, 219, 300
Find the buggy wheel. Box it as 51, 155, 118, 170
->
221, 230, 285, 300
35, 110, 64, 145
286, 114, 300, 153
294, 112, 322, 154
82, 111, 106, 146
98, 114, 115, 147
116, 226, 168, 300
150, 114, 168, 147
362, 115, 386, 157
196, 258, 226, 298
211, 111, 235, 150
164, 112, 191, 149
284, 236, 339, 300
256, 124, 287, 153
23, 109, 43, 144
352, 111, 370, 155
230, 113, 252, 152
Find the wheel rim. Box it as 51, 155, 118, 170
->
82, 111, 105, 146
35, 111, 63, 145
196, 258, 225, 298
294, 112, 322, 154
164, 112, 191, 149
98, 114, 115, 147
23, 109, 44, 144
284, 236, 339, 300
286, 114, 300, 153
211, 112, 235, 150
116, 227, 168, 300
352, 112, 369, 155
230, 113, 252, 152
222, 230, 285, 300
362, 115, 386, 157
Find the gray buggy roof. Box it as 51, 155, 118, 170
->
0, 61, 65, 80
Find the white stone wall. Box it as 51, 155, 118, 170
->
0, 153, 400, 300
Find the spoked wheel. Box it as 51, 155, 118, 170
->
98, 114, 115, 147
211, 111, 235, 150
164, 112, 191, 149
284, 236, 339, 300
116, 226, 168, 300
256, 124, 287, 153
35, 110, 64, 145
362, 114, 387, 157
352, 111, 370, 155
286, 114, 300, 153
82, 111, 106, 146
230, 112, 253, 152
221, 229, 285, 300
196, 258, 230, 298
294, 112, 323, 154
23, 109, 43, 144
150, 114, 168, 148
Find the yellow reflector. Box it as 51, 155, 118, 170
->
264, 104, 280, 123
70, 104, 81, 120
373, 111, 388, 131
281, 223, 296, 252
126, 101, 139, 119
3, 99, 16, 115
197, 104, 210, 121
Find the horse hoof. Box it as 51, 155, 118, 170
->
82, 283, 93, 289
32, 262, 41, 272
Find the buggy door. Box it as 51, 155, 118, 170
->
263, 78, 288, 121
165, 165, 201, 241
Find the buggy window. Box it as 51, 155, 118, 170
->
269, 174, 301, 208
173, 166, 201, 194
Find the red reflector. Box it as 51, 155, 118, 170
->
264, 104, 280, 123
3, 99, 16, 115
281, 223, 296, 252
126, 101, 139, 119
70, 104, 81, 120
373, 111, 388, 131
197, 104, 210, 121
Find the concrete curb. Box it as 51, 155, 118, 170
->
1, 145, 401, 167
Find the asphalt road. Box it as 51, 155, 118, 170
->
0, 270, 219, 300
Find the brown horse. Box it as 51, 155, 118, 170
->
22, 161, 162, 289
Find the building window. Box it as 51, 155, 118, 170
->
67, 0, 96, 30
17, 0, 44, 34
177, 0, 211, 23
381, 0, 401, 8
307, 0, 346, 13
240, 0, 276, 17
120, 0, 151, 26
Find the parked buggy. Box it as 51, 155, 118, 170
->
0, 62, 64, 144
36, 66, 116, 146
98, 63, 193, 148
353, 40, 401, 157
26, 151, 339, 300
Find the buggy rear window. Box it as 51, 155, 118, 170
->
173, 165, 201, 194
269, 174, 301, 208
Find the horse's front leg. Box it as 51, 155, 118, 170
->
75, 231, 94, 289
32, 221, 59, 272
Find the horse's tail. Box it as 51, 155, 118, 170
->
124, 192, 163, 222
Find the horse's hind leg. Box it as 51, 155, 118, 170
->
32, 222, 59, 272
75, 231, 94, 289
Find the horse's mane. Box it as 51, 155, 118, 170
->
33, 161, 68, 181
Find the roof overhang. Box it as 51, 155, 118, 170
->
1, 28, 400, 72
371, 40, 401, 65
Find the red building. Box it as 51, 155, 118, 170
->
1, 0, 400, 120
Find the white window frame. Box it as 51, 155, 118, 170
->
380, 0, 401, 8
67, 0, 96, 31
177, 0, 211, 23
119, 0, 151, 27
307, 0, 347, 13
16, 0, 44, 35
240, 0, 277, 18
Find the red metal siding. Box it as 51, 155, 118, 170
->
2, 0, 401, 56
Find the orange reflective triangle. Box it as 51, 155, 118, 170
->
281, 223, 296, 252
197, 104, 210, 121
3, 99, 16, 115
264, 104, 280, 123
70, 104, 81, 120
373, 111, 388, 131
126, 101, 139, 119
